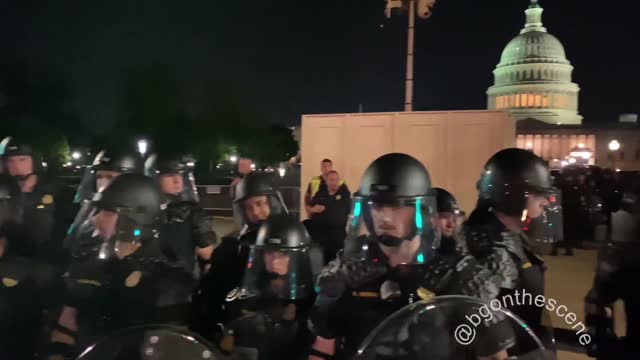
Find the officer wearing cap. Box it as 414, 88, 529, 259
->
46, 174, 195, 360
196, 171, 289, 337
465, 148, 560, 352
0, 137, 61, 265
218, 215, 316, 359
308, 153, 507, 360
0, 174, 57, 359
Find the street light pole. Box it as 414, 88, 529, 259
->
404, 0, 416, 112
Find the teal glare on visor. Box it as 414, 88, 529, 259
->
415, 198, 423, 231
351, 200, 362, 228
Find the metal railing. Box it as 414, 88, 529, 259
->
196, 185, 300, 218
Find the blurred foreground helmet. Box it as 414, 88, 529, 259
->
72, 174, 163, 259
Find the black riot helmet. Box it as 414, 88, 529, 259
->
233, 171, 288, 229
74, 149, 142, 203
75, 174, 163, 259
95, 173, 163, 227
346, 153, 440, 265
144, 153, 199, 204
240, 215, 314, 300
476, 148, 554, 217
0, 137, 44, 180
431, 187, 460, 214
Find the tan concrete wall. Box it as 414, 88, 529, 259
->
300, 110, 515, 219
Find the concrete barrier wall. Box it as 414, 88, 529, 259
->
300, 110, 515, 217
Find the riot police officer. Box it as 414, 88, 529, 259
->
46, 174, 195, 360
584, 192, 640, 359
0, 137, 60, 264
0, 174, 57, 359
430, 187, 465, 255
218, 215, 315, 359
195, 171, 288, 337
465, 148, 560, 352
65, 149, 142, 259
585, 241, 640, 359
308, 153, 507, 360
146, 154, 216, 276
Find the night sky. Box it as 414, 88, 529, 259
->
1, 0, 638, 133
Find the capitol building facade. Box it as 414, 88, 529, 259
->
487, 0, 640, 171
487, 0, 582, 126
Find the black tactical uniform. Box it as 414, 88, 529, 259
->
65, 149, 142, 260
309, 153, 506, 360
196, 171, 288, 338
1, 139, 60, 264
0, 175, 58, 359
585, 203, 640, 359
218, 215, 316, 360
46, 174, 196, 359
465, 148, 559, 353
146, 154, 216, 275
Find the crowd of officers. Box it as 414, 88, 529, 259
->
0, 134, 638, 359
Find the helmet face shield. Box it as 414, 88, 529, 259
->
239, 245, 314, 300
70, 196, 149, 260
345, 195, 440, 265
523, 188, 563, 243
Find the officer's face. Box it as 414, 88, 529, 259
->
95, 210, 118, 239
159, 173, 183, 195
371, 204, 415, 239
96, 170, 121, 192
526, 194, 549, 219
438, 212, 457, 237
238, 159, 253, 175
6, 156, 33, 177
326, 172, 340, 193
244, 195, 271, 224
320, 161, 333, 176
264, 250, 290, 276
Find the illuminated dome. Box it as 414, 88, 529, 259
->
487, 0, 582, 125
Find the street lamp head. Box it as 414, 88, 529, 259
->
137, 139, 148, 155
608, 140, 621, 151
72, 151, 82, 160
229, 155, 238, 163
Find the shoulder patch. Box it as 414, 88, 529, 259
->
417, 287, 435, 301
41, 194, 54, 205
125, 271, 142, 287
226, 287, 240, 302
76, 279, 102, 287
2, 278, 18, 287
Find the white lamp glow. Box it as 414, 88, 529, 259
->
608, 140, 621, 151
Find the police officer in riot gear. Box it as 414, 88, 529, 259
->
66, 149, 142, 259
0, 137, 60, 264
145, 153, 216, 276
465, 148, 560, 353
218, 215, 315, 359
584, 193, 640, 359
196, 171, 288, 338
0, 174, 57, 359
47, 174, 195, 360
308, 153, 507, 360
430, 188, 465, 255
